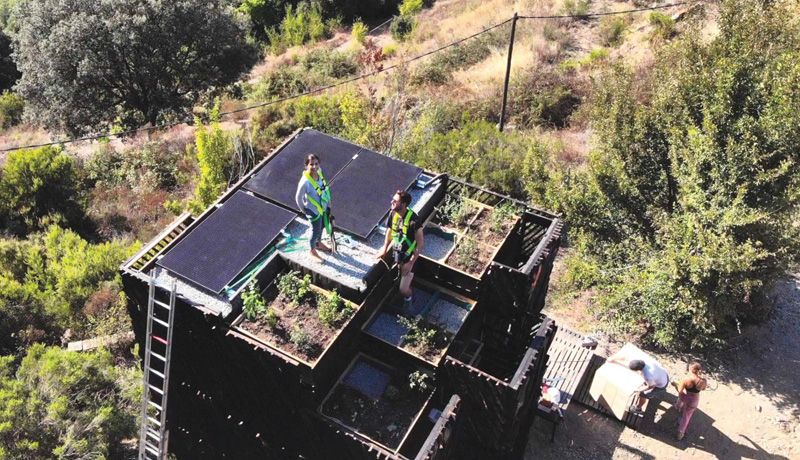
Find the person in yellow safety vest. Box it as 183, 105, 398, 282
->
376, 190, 424, 310
295, 153, 332, 261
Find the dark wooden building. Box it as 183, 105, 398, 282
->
122, 128, 562, 459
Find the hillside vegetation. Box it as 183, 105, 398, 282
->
0, 0, 798, 456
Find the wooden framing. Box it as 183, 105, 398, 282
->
121, 129, 564, 459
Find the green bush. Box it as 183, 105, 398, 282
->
242, 281, 267, 321
289, 325, 315, 353
509, 64, 582, 129
599, 15, 628, 47
248, 65, 310, 101
188, 102, 232, 215
398, 315, 437, 353
649, 11, 675, 40
408, 369, 432, 394
398, 0, 423, 17
277, 270, 312, 305
351, 19, 367, 44
267, 1, 328, 54
565, 0, 800, 350
0, 345, 140, 459
317, 289, 351, 327
300, 49, 358, 79
0, 146, 86, 236
390, 15, 414, 41
0, 226, 138, 353
382, 43, 397, 57
85, 142, 180, 191
0, 90, 22, 129
561, 0, 589, 20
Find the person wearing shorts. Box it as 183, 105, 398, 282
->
376, 190, 424, 310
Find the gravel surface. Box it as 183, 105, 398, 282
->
153, 266, 233, 317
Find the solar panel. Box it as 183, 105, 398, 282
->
244, 129, 362, 210
329, 150, 422, 238
158, 191, 295, 293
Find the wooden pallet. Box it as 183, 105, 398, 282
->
540, 327, 641, 431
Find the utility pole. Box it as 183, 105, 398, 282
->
499, 13, 518, 132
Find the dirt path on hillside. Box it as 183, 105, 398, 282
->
525, 275, 800, 459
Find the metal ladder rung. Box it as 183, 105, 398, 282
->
153, 299, 171, 310
147, 416, 162, 426
148, 368, 165, 379
144, 442, 160, 456
148, 384, 164, 395
150, 351, 166, 362
146, 428, 161, 441
151, 316, 169, 328
147, 400, 162, 411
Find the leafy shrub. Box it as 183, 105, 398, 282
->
351, 19, 368, 44
599, 15, 628, 47
318, 290, 351, 327
0, 226, 138, 353
264, 308, 279, 329
399, 0, 423, 17
0, 146, 86, 236
0, 90, 22, 128
398, 315, 437, 353
277, 270, 312, 305
267, 1, 328, 54
289, 325, 315, 353
86, 142, 181, 191
188, 102, 232, 215
453, 236, 479, 270
248, 65, 310, 102
300, 49, 358, 79
489, 202, 517, 234
561, 0, 589, 20
0, 345, 140, 459
382, 43, 397, 57
509, 63, 582, 128
390, 15, 414, 41
441, 195, 473, 227
408, 370, 432, 394
242, 281, 267, 321
649, 11, 675, 40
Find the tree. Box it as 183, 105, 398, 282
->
0, 344, 140, 459
13, 0, 257, 135
189, 103, 232, 215
562, 0, 800, 350
0, 146, 85, 236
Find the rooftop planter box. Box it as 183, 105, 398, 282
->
229, 270, 360, 367
363, 279, 476, 366
320, 354, 436, 452
421, 196, 520, 278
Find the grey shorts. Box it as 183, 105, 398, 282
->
641, 385, 667, 399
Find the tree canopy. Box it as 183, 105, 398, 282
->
13, 0, 257, 135
557, 0, 800, 349
0, 344, 140, 459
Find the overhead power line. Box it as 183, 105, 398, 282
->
0, 1, 694, 153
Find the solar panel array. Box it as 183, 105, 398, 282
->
245, 129, 422, 238
244, 129, 361, 210
329, 149, 422, 237
158, 191, 295, 293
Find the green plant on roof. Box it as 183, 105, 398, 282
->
441, 195, 473, 227
398, 315, 438, 354
278, 270, 312, 306
242, 281, 267, 321
408, 370, 432, 395
489, 202, 516, 235
453, 236, 479, 271
318, 289, 352, 327
289, 325, 315, 354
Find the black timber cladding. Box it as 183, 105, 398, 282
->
244, 129, 361, 211
157, 191, 295, 293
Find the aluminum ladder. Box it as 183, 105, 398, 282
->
138, 272, 177, 459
